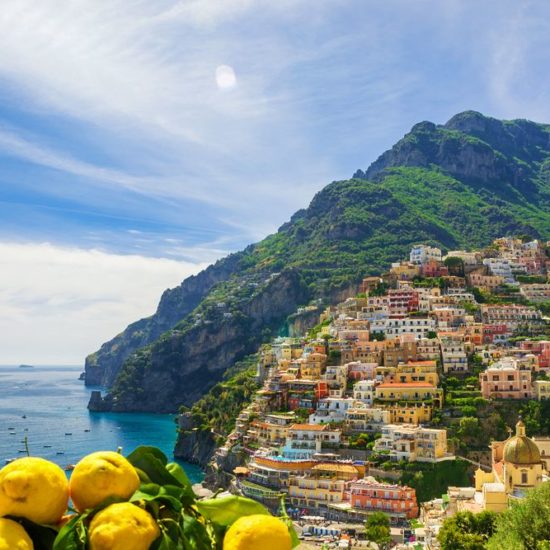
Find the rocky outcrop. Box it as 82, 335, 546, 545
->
174, 423, 217, 468
89, 269, 311, 412
85, 252, 244, 387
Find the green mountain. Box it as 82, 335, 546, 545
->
86, 111, 550, 413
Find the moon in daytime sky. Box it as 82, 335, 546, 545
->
215, 65, 237, 89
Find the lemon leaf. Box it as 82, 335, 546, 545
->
195, 495, 270, 527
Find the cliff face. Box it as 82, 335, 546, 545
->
85, 252, 244, 386
86, 111, 550, 413
89, 269, 310, 412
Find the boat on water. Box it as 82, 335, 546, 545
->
18, 364, 34, 369
56, 451, 65, 455
4, 458, 16, 464
43, 445, 52, 448
17, 450, 26, 454
21, 415, 27, 419
65, 432, 72, 436
64, 464, 75, 471
84, 429, 90, 432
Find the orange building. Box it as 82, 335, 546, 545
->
350, 477, 418, 519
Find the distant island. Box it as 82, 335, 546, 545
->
18, 364, 34, 369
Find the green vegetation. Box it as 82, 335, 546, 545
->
181, 355, 260, 435
487, 482, 550, 549
364, 512, 391, 550
438, 510, 498, 550
399, 460, 471, 503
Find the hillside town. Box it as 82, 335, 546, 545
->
193, 237, 550, 548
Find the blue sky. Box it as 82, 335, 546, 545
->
0, 0, 549, 363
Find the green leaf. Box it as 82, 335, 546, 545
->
195, 495, 269, 527
166, 462, 192, 487
181, 515, 213, 550
131, 485, 184, 512
128, 446, 169, 466
127, 447, 184, 487
53, 514, 88, 550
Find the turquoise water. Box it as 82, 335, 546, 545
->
0, 365, 203, 483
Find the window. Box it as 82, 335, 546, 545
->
521, 471, 528, 484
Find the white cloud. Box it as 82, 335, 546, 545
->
0, 241, 205, 364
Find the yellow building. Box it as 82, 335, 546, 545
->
375, 382, 443, 408
299, 352, 327, 380
384, 361, 439, 386
475, 419, 545, 512
288, 463, 361, 509
389, 403, 433, 424
534, 380, 550, 400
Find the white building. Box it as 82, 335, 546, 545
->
410, 245, 442, 266
352, 380, 376, 406
374, 424, 453, 463
483, 258, 516, 285
384, 317, 436, 339
309, 397, 356, 425
281, 424, 341, 460
440, 337, 468, 373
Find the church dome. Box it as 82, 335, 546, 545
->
503, 420, 541, 465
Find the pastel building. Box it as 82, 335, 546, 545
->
479, 358, 533, 400
344, 406, 391, 433
281, 424, 341, 460
375, 382, 443, 408
533, 380, 550, 401
288, 463, 361, 510
474, 420, 545, 512
410, 245, 442, 266
308, 397, 355, 425
352, 380, 376, 406
349, 477, 419, 519
374, 424, 452, 463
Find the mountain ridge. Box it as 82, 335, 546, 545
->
86, 110, 550, 413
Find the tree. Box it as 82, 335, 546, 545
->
438, 510, 497, 550
365, 512, 391, 549
487, 482, 550, 549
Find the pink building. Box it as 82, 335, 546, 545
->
346, 361, 378, 381
519, 340, 550, 370
480, 358, 533, 400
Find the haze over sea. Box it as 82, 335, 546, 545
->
0, 365, 203, 483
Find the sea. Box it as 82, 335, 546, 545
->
0, 365, 203, 483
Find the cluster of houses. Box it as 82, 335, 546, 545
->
207, 238, 550, 546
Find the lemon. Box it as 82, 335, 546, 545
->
0, 518, 33, 550
70, 451, 139, 512
223, 514, 292, 550
88, 502, 160, 550
0, 457, 69, 524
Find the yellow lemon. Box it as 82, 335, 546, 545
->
0, 457, 69, 524
70, 451, 139, 512
223, 515, 292, 550
0, 518, 33, 550
88, 502, 160, 550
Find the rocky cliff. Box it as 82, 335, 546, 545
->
89, 268, 311, 412
86, 111, 550, 413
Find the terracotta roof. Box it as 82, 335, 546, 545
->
289, 423, 327, 431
